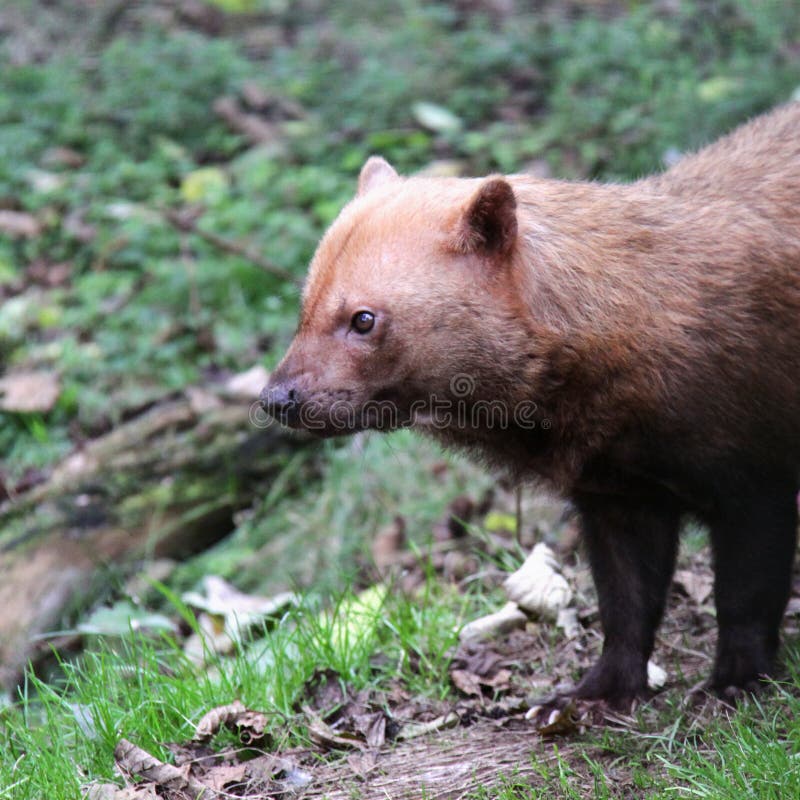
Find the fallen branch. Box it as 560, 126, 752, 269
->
0, 389, 309, 690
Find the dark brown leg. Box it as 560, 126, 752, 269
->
574, 494, 681, 706
708, 477, 797, 696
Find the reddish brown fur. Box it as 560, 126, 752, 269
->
263, 103, 800, 705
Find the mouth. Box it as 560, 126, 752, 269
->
263, 393, 420, 436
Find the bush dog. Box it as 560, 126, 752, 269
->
261, 102, 800, 706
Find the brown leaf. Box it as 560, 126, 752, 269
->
353, 711, 387, 749
450, 668, 483, 697
204, 763, 248, 792
346, 750, 379, 778
235, 709, 270, 746
535, 700, 581, 738
306, 709, 366, 751
0, 209, 40, 238
114, 739, 211, 798
674, 569, 714, 606
479, 667, 513, 690
451, 645, 505, 677
298, 668, 346, 718
0, 370, 60, 413
84, 783, 157, 800
193, 700, 269, 746
303, 703, 390, 752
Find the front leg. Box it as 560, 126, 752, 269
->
573, 494, 681, 706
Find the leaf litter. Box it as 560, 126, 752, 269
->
86, 488, 800, 799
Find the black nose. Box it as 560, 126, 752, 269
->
260, 382, 301, 427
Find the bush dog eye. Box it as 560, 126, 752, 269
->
351, 310, 375, 334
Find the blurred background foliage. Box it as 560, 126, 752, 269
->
0, 0, 798, 580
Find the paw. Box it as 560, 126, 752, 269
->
709, 675, 766, 704
573, 658, 650, 710
685, 676, 764, 709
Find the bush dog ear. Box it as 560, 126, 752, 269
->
358, 156, 400, 196
453, 177, 517, 256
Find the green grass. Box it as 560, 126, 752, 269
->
166, 428, 493, 597
659, 672, 800, 798
0, 563, 476, 798
7, 629, 800, 797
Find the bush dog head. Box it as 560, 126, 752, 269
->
261, 156, 535, 439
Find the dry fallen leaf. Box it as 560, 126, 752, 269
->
182, 575, 296, 646
0, 370, 60, 413
305, 706, 368, 751
353, 711, 387, 749
534, 700, 582, 737
346, 749, 379, 778
193, 700, 270, 746
204, 763, 248, 792
674, 569, 714, 606
480, 668, 513, 690
84, 782, 157, 800
114, 739, 211, 798
451, 661, 512, 698
450, 668, 483, 697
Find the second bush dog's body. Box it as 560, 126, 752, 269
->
263, 103, 800, 704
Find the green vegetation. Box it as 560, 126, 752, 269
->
2, 0, 800, 797
0, 572, 477, 797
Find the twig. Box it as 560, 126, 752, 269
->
659, 637, 713, 662
162, 208, 302, 288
